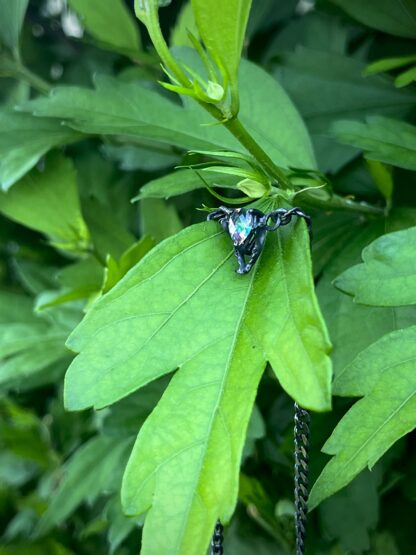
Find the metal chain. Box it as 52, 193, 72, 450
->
208, 207, 313, 555
210, 520, 224, 555
294, 402, 311, 555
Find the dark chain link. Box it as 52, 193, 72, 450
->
210, 520, 224, 555
294, 402, 311, 555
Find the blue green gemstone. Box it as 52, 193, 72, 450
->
228, 210, 253, 245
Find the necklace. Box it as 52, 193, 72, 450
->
208, 206, 312, 555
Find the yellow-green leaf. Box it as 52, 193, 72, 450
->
64, 221, 331, 554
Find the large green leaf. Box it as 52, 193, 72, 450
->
0, 152, 90, 254
0, 111, 81, 191
21, 56, 316, 169
327, 0, 416, 38
310, 325, 416, 508
67, 0, 142, 57
64, 221, 331, 554
0, 0, 28, 51
191, 0, 252, 86
21, 74, 239, 152
334, 227, 416, 307
332, 117, 416, 171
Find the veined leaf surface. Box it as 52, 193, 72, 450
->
65, 221, 331, 554
310, 326, 416, 508
334, 227, 416, 307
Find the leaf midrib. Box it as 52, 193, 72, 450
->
342, 387, 416, 468
80, 248, 233, 394
173, 254, 259, 553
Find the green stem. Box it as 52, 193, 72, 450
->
298, 192, 385, 216
139, 2, 384, 218
144, 3, 191, 87
16, 63, 51, 94
223, 117, 292, 188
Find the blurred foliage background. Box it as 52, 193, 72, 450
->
0, 0, 416, 554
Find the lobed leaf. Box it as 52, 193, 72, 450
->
317, 217, 416, 376
310, 326, 416, 508
334, 227, 416, 307
64, 221, 331, 554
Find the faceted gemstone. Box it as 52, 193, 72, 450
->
228, 209, 253, 245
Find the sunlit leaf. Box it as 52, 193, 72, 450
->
310, 326, 416, 508
64, 221, 331, 554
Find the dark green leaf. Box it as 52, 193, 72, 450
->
0, 291, 73, 391
139, 198, 182, 242
0, 111, 81, 191
334, 227, 416, 306
332, 117, 416, 171
37, 435, 134, 534
101, 143, 178, 172
319, 470, 379, 552
273, 48, 415, 172
105, 496, 141, 554
0, 0, 28, 51
0, 152, 90, 254
82, 196, 135, 260
22, 55, 317, 169
67, 0, 142, 57
328, 0, 416, 38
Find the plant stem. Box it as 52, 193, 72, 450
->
138, 2, 385, 218
144, 4, 191, 88
298, 192, 385, 216
223, 117, 292, 188
16, 63, 51, 94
